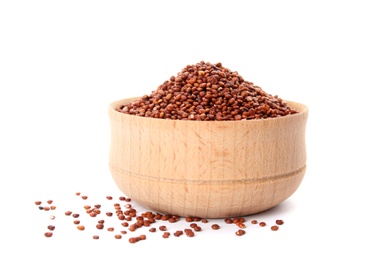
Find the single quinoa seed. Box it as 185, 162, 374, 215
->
235, 229, 246, 236
77, 225, 85, 231
116, 61, 297, 120
276, 219, 284, 225
159, 225, 167, 231
271, 225, 279, 231
129, 237, 138, 243
211, 224, 220, 230
93, 235, 99, 240
47, 225, 55, 231
193, 226, 202, 232
44, 232, 53, 237
35, 201, 42, 205
259, 222, 266, 227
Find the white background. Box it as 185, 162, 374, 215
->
1, 0, 390, 259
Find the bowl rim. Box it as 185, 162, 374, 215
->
109, 97, 308, 123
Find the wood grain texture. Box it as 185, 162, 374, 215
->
108, 97, 308, 218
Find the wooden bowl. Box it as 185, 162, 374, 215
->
108, 97, 308, 218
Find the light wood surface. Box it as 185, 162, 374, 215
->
108, 97, 308, 218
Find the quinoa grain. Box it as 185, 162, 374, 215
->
211, 224, 220, 230
77, 225, 85, 231
271, 225, 279, 231
235, 229, 246, 236
47, 225, 55, 231
116, 61, 297, 121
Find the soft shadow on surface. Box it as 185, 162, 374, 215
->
243, 200, 297, 219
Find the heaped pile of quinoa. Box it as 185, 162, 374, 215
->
116, 61, 298, 120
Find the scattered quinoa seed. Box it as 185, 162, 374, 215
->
271, 225, 279, 231
96, 223, 104, 229
225, 218, 233, 224
129, 237, 137, 243
77, 225, 85, 231
211, 224, 220, 230
47, 225, 55, 231
36, 192, 287, 243
235, 229, 246, 236
159, 226, 167, 231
